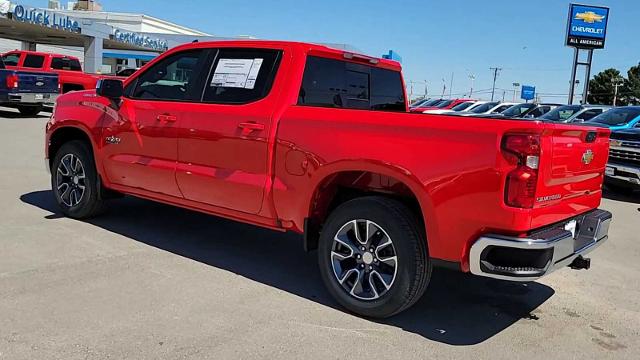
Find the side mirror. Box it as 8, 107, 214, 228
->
96, 79, 124, 99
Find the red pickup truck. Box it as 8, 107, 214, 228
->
2, 50, 120, 93
45, 41, 612, 318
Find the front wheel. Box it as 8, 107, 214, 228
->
318, 196, 431, 318
51, 140, 106, 219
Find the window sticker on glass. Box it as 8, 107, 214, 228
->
211, 58, 263, 89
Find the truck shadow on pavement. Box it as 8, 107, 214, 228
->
0, 109, 50, 119
21, 190, 555, 346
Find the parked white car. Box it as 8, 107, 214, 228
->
455, 102, 518, 117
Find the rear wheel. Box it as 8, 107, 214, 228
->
318, 196, 431, 318
51, 141, 106, 219
17, 105, 43, 117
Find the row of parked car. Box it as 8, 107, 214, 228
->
411, 97, 640, 194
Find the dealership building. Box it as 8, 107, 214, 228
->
0, 0, 249, 74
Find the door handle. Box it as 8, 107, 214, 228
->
238, 122, 265, 135
157, 114, 177, 122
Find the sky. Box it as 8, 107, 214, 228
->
27, 0, 640, 102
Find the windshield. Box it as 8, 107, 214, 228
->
590, 108, 640, 126
541, 105, 582, 121
451, 101, 474, 111
501, 103, 535, 117
469, 102, 499, 113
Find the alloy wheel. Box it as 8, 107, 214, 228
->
331, 219, 398, 300
56, 153, 86, 207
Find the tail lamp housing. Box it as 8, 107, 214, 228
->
501, 133, 541, 209
6, 74, 18, 89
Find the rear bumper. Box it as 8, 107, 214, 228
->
606, 162, 640, 188
469, 209, 612, 281
4, 92, 58, 105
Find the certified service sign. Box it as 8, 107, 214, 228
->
566, 4, 610, 49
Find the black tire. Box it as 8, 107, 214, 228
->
17, 105, 43, 117
51, 140, 106, 219
318, 196, 431, 318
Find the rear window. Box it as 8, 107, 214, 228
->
1, 53, 20, 66
298, 56, 405, 112
451, 101, 474, 111
541, 105, 581, 121
502, 103, 535, 117
23, 54, 45, 68
590, 108, 640, 126
470, 102, 499, 113
51, 57, 82, 71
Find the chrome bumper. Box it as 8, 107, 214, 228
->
606, 163, 640, 186
7, 92, 58, 105
469, 209, 612, 281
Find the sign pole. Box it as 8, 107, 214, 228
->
568, 48, 579, 105
582, 49, 593, 104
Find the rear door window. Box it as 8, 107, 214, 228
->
202, 48, 282, 104
51, 57, 82, 71
23, 55, 45, 69
298, 56, 405, 112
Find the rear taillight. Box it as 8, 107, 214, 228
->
6, 74, 18, 89
502, 133, 541, 209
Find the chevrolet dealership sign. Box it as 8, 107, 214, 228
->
566, 4, 610, 49
112, 29, 169, 52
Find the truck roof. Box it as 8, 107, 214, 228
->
169, 40, 403, 71
6, 50, 80, 60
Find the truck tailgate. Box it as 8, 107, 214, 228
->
531, 123, 609, 226
14, 71, 58, 94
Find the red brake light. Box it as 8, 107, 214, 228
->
6, 74, 18, 89
502, 133, 541, 209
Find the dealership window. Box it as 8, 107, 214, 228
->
202, 48, 282, 104
1, 53, 20, 66
299, 56, 405, 111
23, 55, 45, 69
129, 50, 205, 101
50, 57, 82, 71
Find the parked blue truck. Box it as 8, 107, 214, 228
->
0, 56, 59, 116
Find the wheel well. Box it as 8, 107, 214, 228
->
62, 83, 85, 93
304, 171, 424, 252
48, 127, 93, 170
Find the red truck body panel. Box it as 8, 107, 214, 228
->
3, 50, 122, 92
45, 40, 609, 272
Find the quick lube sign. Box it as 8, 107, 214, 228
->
566, 4, 609, 49
113, 29, 168, 51
11, 4, 80, 32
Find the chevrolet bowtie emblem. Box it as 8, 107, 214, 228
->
575, 11, 605, 24
582, 149, 594, 165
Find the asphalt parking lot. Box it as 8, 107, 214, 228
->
0, 106, 638, 359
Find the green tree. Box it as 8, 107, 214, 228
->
588, 68, 626, 105
621, 63, 640, 105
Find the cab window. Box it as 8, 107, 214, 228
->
129, 50, 206, 101
202, 48, 282, 104
50, 57, 82, 71
298, 56, 405, 112
23, 55, 45, 69
1, 53, 20, 66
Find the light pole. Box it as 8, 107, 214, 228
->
490, 67, 502, 101
512, 82, 520, 102
469, 74, 476, 98
613, 76, 624, 106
